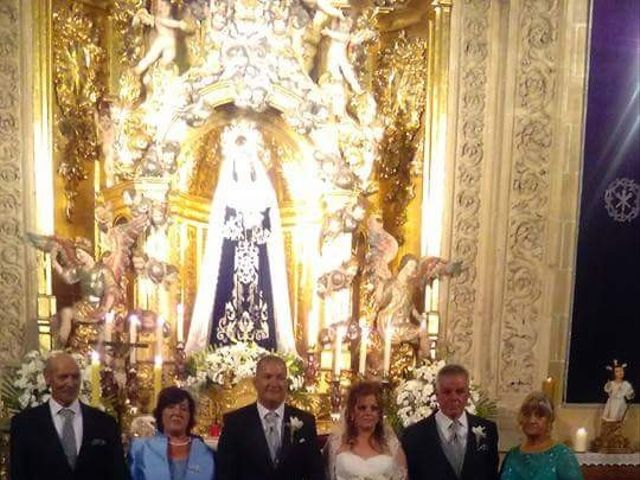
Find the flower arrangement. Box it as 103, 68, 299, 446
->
393, 359, 495, 429
0, 350, 93, 414
184, 342, 305, 393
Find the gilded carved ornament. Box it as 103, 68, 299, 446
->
52, 2, 106, 220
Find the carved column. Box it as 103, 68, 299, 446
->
445, 0, 591, 446
0, 0, 36, 366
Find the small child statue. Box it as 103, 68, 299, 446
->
602, 360, 635, 422
593, 359, 635, 453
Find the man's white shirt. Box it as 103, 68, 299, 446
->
49, 398, 83, 454
435, 410, 468, 451
257, 401, 285, 441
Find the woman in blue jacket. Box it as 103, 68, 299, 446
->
129, 386, 215, 480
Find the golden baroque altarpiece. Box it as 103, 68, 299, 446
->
1, 0, 595, 456
0, 0, 458, 434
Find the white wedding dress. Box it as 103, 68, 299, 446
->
325, 423, 407, 480
335, 451, 400, 480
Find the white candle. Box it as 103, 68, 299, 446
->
424, 284, 432, 311
430, 279, 439, 311
574, 428, 588, 452
104, 312, 114, 343
176, 304, 184, 343
427, 312, 440, 335
156, 315, 164, 357
129, 315, 138, 364
333, 326, 346, 378
383, 325, 393, 377
307, 308, 318, 349
154, 355, 163, 402
358, 323, 369, 376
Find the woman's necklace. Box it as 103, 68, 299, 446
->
168, 438, 192, 447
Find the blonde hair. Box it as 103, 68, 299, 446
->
517, 391, 554, 425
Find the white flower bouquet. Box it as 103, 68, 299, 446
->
184, 342, 305, 393
1, 350, 93, 414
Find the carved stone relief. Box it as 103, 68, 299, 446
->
445, 0, 490, 366
498, 0, 559, 394
0, 0, 27, 363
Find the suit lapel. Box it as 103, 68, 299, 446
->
39, 402, 73, 475
460, 414, 478, 480
249, 403, 276, 471
78, 403, 92, 458
278, 405, 293, 464
428, 412, 464, 479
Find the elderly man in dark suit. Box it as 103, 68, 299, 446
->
10, 352, 129, 480
402, 364, 499, 480
216, 354, 324, 480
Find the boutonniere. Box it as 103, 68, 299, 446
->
286, 416, 304, 443
471, 425, 487, 449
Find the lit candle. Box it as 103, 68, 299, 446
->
333, 326, 346, 378
154, 355, 163, 402
542, 376, 555, 400
383, 325, 393, 377
104, 312, 114, 343
129, 315, 138, 364
358, 322, 369, 376
90, 350, 101, 406
176, 304, 184, 344
574, 428, 588, 453
156, 315, 164, 358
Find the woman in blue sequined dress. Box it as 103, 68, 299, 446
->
500, 392, 583, 480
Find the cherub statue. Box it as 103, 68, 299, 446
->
94, 98, 123, 187
603, 360, 635, 422
321, 15, 363, 96
133, 0, 192, 76
27, 208, 148, 349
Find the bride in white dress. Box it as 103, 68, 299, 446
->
324, 382, 407, 480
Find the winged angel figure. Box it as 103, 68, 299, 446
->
365, 216, 463, 350
27, 206, 148, 348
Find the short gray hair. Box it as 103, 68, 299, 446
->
256, 354, 287, 375
436, 364, 470, 389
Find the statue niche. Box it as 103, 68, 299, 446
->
182, 117, 318, 357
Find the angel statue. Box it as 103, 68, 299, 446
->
27, 210, 147, 351
364, 214, 399, 304
375, 254, 463, 349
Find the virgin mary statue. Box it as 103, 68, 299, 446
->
186, 121, 296, 354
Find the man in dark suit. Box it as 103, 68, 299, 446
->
216, 354, 324, 480
402, 364, 499, 480
10, 352, 129, 480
